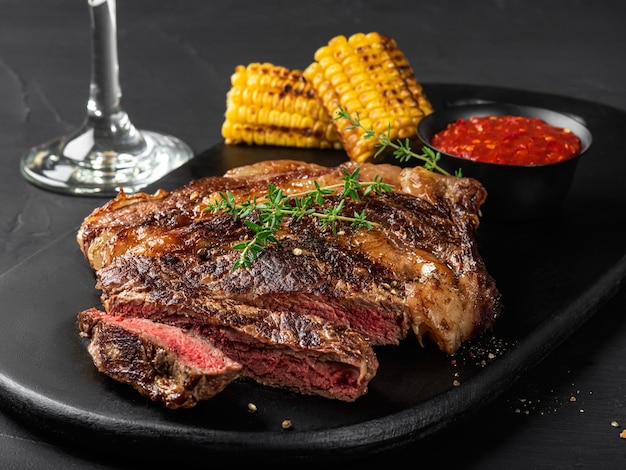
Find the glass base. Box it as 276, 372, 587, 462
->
20, 130, 194, 197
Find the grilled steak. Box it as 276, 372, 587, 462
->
76, 159, 502, 406
92, 253, 379, 401
77, 308, 242, 409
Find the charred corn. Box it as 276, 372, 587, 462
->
303, 32, 433, 162
222, 62, 342, 150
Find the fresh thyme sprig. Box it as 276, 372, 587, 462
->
204, 167, 392, 270
208, 108, 463, 269
334, 106, 463, 177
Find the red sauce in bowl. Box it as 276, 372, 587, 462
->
431, 115, 581, 165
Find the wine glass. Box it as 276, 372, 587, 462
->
20, 0, 194, 197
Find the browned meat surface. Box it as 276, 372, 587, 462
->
76, 159, 502, 406
93, 253, 379, 402
77, 308, 243, 409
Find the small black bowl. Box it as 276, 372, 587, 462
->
417, 102, 593, 222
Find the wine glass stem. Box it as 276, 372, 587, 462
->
88, 0, 122, 118
88, 0, 121, 118
85, 0, 142, 151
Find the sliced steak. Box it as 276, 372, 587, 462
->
77, 308, 242, 409
94, 254, 379, 402
80, 161, 500, 354
76, 159, 502, 406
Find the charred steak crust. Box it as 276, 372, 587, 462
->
76, 159, 502, 406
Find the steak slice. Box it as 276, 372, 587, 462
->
77, 308, 242, 409
97, 232, 411, 347
94, 254, 379, 402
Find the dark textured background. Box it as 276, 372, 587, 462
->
1, 1, 625, 468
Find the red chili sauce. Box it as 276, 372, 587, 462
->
431, 115, 581, 165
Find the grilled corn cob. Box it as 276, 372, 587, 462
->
222, 62, 342, 150
303, 32, 433, 162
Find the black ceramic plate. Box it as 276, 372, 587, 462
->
1, 84, 625, 464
